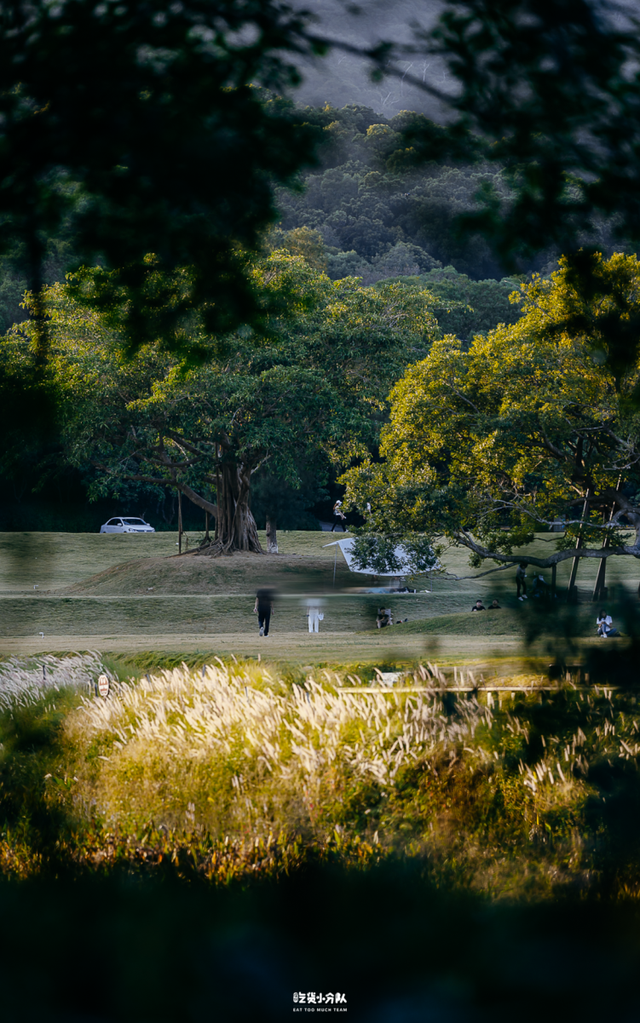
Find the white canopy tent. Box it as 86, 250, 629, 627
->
322, 537, 440, 577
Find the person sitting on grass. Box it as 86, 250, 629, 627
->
471, 599, 485, 611
487, 599, 501, 610
376, 608, 392, 629
596, 610, 620, 637
532, 574, 551, 598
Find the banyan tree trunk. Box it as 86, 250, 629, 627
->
200, 460, 263, 555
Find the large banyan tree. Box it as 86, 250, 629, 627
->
4, 255, 438, 553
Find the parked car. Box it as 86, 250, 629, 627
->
100, 517, 155, 534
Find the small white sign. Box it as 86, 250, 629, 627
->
97, 674, 110, 698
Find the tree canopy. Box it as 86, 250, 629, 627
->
2, 252, 439, 550
0, 0, 327, 350
343, 253, 640, 571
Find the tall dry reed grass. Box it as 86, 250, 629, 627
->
0, 652, 102, 708
67, 661, 494, 837
3, 655, 640, 896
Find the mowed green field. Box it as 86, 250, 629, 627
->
0, 530, 637, 667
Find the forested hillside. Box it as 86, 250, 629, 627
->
270, 101, 526, 337
275, 102, 512, 281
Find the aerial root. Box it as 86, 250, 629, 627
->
193, 538, 265, 557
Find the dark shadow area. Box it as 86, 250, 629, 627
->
520, 585, 640, 686
0, 862, 639, 1022
0, 691, 87, 876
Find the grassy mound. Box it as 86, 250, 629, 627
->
64, 551, 361, 595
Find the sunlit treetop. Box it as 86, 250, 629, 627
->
342, 252, 640, 570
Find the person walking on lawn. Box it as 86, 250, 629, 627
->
254, 588, 274, 637
305, 598, 325, 633
331, 500, 347, 532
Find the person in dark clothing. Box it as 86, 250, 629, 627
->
376, 607, 392, 628
254, 588, 274, 637
472, 599, 485, 611
487, 599, 501, 609
516, 562, 528, 600
532, 574, 550, 598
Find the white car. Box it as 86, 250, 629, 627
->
100, 517, 155, 534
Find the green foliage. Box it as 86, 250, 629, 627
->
343, 253, 640, 568
0, 3, 341, 532
380, 265, 522, 338
0, 252, 440, 522
350, 532, 439, 575
249, 470, 328, 530
0, 264, 26, 336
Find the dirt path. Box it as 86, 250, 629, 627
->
0, 630, 530, 672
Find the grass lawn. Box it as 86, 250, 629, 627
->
0, 530, 636, 673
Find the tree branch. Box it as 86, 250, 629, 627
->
453, 529, 640, 567
442, 563, 513, 581
539, 428, 566, 461
105, 470, 218, 518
